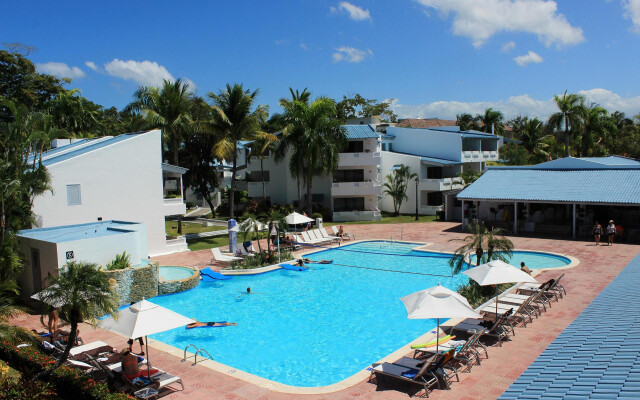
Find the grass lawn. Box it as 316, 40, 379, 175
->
165, 221, 227, 236
338, 213, 438, 225
187, 236, 229, 251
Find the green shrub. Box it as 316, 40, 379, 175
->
185, 201, 195, 209
0, 375, 55, 399
227, 249, 293, 270
0, 341, 133, 399
105, 252, 132, 271
456, 281, 512, 308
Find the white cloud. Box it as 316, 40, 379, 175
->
104, 59, 174, 87
514, 50, 544, 66
36, 62, 86, 79
182, 78, 198, 93
414, 0, 584, 48
300, 42, 309, 50
502, 40, 516, 52
332, 46, 372, 63
390, 89, 640, 120
622, 0, 640, 32
85, 61, 99, 71
333, 2, 371, 21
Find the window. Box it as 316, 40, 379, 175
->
333, 197, 365, 212
388, 143, 393, 152
249, 171, 270, 182
66, 184, 81, 206
427, 191, 443, 206
426, 167, 443, 179
333, 169, 364, 183
304, 193, 324, 203
381, 143, 387, 151
342, 141, 364, 153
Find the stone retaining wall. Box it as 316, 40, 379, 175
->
104, 262, 159, 305
158, 267, 200, 295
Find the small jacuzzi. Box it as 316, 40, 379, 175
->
157, 266, 199, 295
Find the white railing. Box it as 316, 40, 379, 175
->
163, 197, 184, 204
331, 181, 382, 196
333, 210, 381, 222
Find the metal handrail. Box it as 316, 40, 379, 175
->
193, 348, 214, 365
182, 344, 198, 363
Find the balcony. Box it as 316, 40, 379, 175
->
333, 210, 381, 222
461, 150, 499, 161
338, 151, 381, 167
419, 177, 464, 192
331, 181, 382, 197
163, 197, 187, 216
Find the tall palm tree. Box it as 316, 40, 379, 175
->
456, 113, 478, 131
206, 84, 267, 218
46, 89, 100, 137
125, 79, 194, 165
383, 164, 416, 216
238, 214, 264, 252
580, 104, 616, 157
261, 209, 287, 258
35, 261, 119, 377
485, 226, 514, 262
517, 117, 550, 160
278, 97, 345, 214
477, 107, 504, 135
248, 134, 279, 200
0, 281, 33, 343
548, 91, 586, 157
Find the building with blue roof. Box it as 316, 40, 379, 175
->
29, 130, 189, 269
454, 156, 640, 241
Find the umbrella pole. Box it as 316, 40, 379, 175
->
495, 286, 499, 322
145, 336, 151, 379
277, 225, 281, 263
436, 318, 440, 354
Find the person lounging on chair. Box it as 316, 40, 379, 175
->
369, 353, 443, 398
393, 349, 460, 390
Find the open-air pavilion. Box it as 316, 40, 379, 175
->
455, 156, 640, 241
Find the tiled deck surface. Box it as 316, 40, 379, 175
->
11, 222, 640, 400
499, 252, 640, 399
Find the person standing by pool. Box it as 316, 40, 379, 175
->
520, 262, 531, 275
607, 220, 617, 246
47, 306, 58, 333
592, 221, 603, 245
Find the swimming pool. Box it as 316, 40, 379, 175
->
158, 266, 195, 281
148, 241, 570, 388
469, 251, 571, 269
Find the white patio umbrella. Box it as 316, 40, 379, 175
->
401, 284, 481, 353
285, 212, 313, 232
463, 259, 537, 320
100, 299, 195, 378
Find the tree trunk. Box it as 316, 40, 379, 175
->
33, 321, 78, 381
230, 142, 238, 218
172, 131, 179, 165
205, 196, 216, 218
296, 176, 301, 208
177, 216, 183, 235
476, 248, 483, 266
306, 178, 313, 216
260, 158, 266, 200
564, 119, 570, 157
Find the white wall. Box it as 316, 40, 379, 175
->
379, 151, 422, 214
31, 130, 170, 256
387, 127, 462, 161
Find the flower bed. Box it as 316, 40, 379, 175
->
0, 341, 133, 400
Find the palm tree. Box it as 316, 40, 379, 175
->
477, 108, 504, 135
383, 164, 416, 216
35, 261, 119, 377
238, 214, 264, 252
46, 89, 101, 137
261, 209, 287, 258
548, 91, 586, 157
0, 281, 33, 344
278, 96, 345, 214
580, 104, 616, 157
206, 84, 267, 218
248, 134, 279, 200
517, 117, 550, 160
125, 79, 194, 165
449, 221, 514, 274
456, 113, 478, 131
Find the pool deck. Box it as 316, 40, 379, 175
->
12, 222, 640, 400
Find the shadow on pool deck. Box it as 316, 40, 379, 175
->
11, 221, 640, 400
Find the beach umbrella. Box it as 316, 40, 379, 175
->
401, 284, 481, 353
463, 259, 537, 319
100, 299, 195, 378
285, 212, 314, 233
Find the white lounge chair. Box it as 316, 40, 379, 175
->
211, 247, 242, 262
331, 225, 354, 240
301, 231, 326, 245
69, 341, 110, 357
238, 246, 255, 257
319, 228, 341, 243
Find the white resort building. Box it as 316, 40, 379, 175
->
29, 129, 188, 256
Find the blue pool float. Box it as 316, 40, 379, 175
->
200, 268, 232, 281
280, 263, 308, 271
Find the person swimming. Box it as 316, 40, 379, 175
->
186, 321, 237, 329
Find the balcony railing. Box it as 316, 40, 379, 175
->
331, 181, 382, 196
419, 177, 464, 191
338, 151, 381, 167
333, 210, 381, 222
163, 197, 186, 216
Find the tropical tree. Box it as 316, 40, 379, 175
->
126, 79, 194, 165
0, 281, 32, 343
476, 107, 504, 135
247, 133, 279, 200
516, 117, 550, 161
579, 104, 616, 157
382, 164, 416, 216
456, 113, 478, 131
35, 261, 119, 378
449, 221, 514, 274
206, 83, 267, 218
278, 96, 346, 214
261, 208, 287, 258
548, 91, 586, 157
45, 89, 100, 136
238, 214, 264, 252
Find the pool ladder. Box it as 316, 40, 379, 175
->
388, 226, 403, 244
182, 344, 213, 366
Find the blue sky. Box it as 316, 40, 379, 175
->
4, 0, 640, 120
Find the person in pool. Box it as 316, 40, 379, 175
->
298, 258, 332, 264
187, 321, 237, 329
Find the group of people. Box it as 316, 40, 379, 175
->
592, 220, 618, 246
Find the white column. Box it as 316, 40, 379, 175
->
461, 200, 465, 230
572, 203, 576, 239
513, 202, 518, 234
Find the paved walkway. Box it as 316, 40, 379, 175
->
12, 222, 640, 400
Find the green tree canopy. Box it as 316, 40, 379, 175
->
335, 93, 397, 122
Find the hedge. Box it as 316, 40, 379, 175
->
0, 341, 133, 400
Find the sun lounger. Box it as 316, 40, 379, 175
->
300, 231, 329, 245
414, 329, 487, 372
393, 350, 459, 390
211, 247, 242, 262
319, 228, 341, 243
452, 313, 514, 347
331, 225, 354, 240
518, 273, 566, 302
481, 292, 542, 326
69, 341, 110, 357
238, 246, 255, 257
369, 353, 442, 397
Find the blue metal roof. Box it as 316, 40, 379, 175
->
18, 221, 142, 243
342, 124, 379, 139
531, 156, 640, 170
499, 252, 640, 400
457, 168, 640, 204
39, 132, 146, 167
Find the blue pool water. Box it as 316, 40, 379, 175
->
158, 266, 194, 281
470, 251, 571, 269
148, 241, 570, 387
